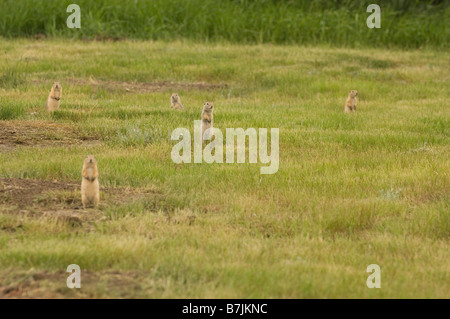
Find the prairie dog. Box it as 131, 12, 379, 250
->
171, 93, 184, 110
201, 102, 214, 143
344, 90, 358, 113
81, 155, 100, 208
46, 82, 62, 115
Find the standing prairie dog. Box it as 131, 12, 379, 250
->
201, 102, 214, 144
344, 90, 358, 113
171, 93, 184, 110
46, 82, 62, 115
81, 155, 100, 208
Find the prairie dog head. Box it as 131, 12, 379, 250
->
202, 102, 214, 113
348, 90, 358, 98
51, 82, 62, 99
83, 155, 98, 170
171, 93, 181, 103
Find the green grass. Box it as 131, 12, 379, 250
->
0, 103, 26, 120
0, 0, 449, 48
0, 64, 28, 89
0, 39, 449, 298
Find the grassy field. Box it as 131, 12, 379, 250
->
0, 38, 449, 298
0, 0, 448, 49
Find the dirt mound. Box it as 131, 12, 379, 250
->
0, 178, 172, 221
0, 178, 96, 225
0, 178, 79, 209
0, 121, 100, 151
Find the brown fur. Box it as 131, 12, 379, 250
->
201, 102, 214, 144
81, 155, 100, 208
171, 93, 184, 110
46, 82, 62, 115
345, 90, 358, 113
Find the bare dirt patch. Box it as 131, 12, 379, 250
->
0, 178, 98, 226
64, 77, 228, 93
0, 178, 79, 210
0, 178, 173, 225
0, 121, 100, 152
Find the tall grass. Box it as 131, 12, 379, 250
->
0, 65, 27, 89
0, 0, 448, 49
0, 103, 26, 120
